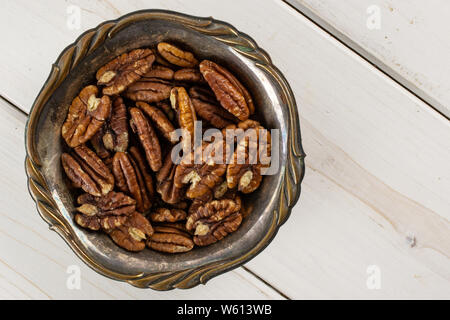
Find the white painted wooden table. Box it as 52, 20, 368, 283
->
0, 0, 449, 299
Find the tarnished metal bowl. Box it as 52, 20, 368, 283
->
25, 10, 305, 290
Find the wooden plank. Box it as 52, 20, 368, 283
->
0, 98, 284, 299
242, 1, 450, 298
0, 0, 449, 298
285, 0, 450, 118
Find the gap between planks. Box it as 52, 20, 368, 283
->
0, 95, 27, 117
282, 0, 450, 121
0, 95, 289, 299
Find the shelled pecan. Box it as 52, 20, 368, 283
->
96, 48, 155, 95
186, 197, 243, 246
61, 144, 114, 196
90, 126, 110, 159
147, 225, 194, 253
157, 42, 198, 68
199, 60, 255, 120
226, 120, 271, 193
174, 68, 204, 83
189, 86, 238, 128
102, 97, 129, 152
62, 85, 111, 148
174, 142, 227, 200
129, 107, 162, 172
156, 152, 185, 204
108, 211, 154, 252
112, 149, 154, 213
125, 78, 173, 103
170, 87, 197, 146
137, 102, 176, 143
143, 65, 174, 80
74, 192, 135, 231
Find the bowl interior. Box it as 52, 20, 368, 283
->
33, 18, 288, 275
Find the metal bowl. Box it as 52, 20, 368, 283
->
25, 10, 305, 290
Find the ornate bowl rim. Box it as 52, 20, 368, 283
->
24, 9, 306, 290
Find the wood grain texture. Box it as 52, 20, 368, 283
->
0, 98, 284, 299
285, 0, 450, 118
0, 0, 449, 298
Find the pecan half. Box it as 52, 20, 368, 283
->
174, 68, 204, 83
200, 60, 254, 120
96, 48, 155, 95
170, 87, 197, 146
61, 144, 114, 196
90, 125, 110, 159
125, 78, 172, 103
108, 212, 154, 252
112, 149, 154, 213
143, 65, 174, 80
61, 85, 111, 148
156, 152, 185, 204
149, 208, 187, 223
74, 191, 135, 231
189, 86, 238, 128
227, 162, 263, 194
147, 225, 194, 253
226, 120, 271, 193
157, 42, 198, 68
102, 97, 129, 153
129, 107, 162, 171
186, 197, 243, 246
174, 143, 227, 199
136, 102, 176, 143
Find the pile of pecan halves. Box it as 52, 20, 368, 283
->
60, 42, 271, 253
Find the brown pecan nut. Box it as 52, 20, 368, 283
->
96, 48, 155, 95
227, 162, 263, 194
112, 149, 154, 213
226, 120, 271, 193
156, 152, 185, 204
90, 125, 110, 159
108, 211, 154, 252
147, 225, 194, 253
143, 65, 174, 80
186, 198, 243, 246
100, 97, 129, 153
61, 145, 114, 196
174, 68, 205, 83
154, 52, 174, 67
199, 60, 254, 120
170, 87, 197, 146
136, 102, 176, 143
125, 78, 172, 103
174, 143, 227, 199
74, 191, 136, 231
157, 42, 198, 68
128, 146, 155, 197
189, 86, 238, 128
62, 85, 111, 148
129, 107, 162, 171
149, 208, 187, 223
